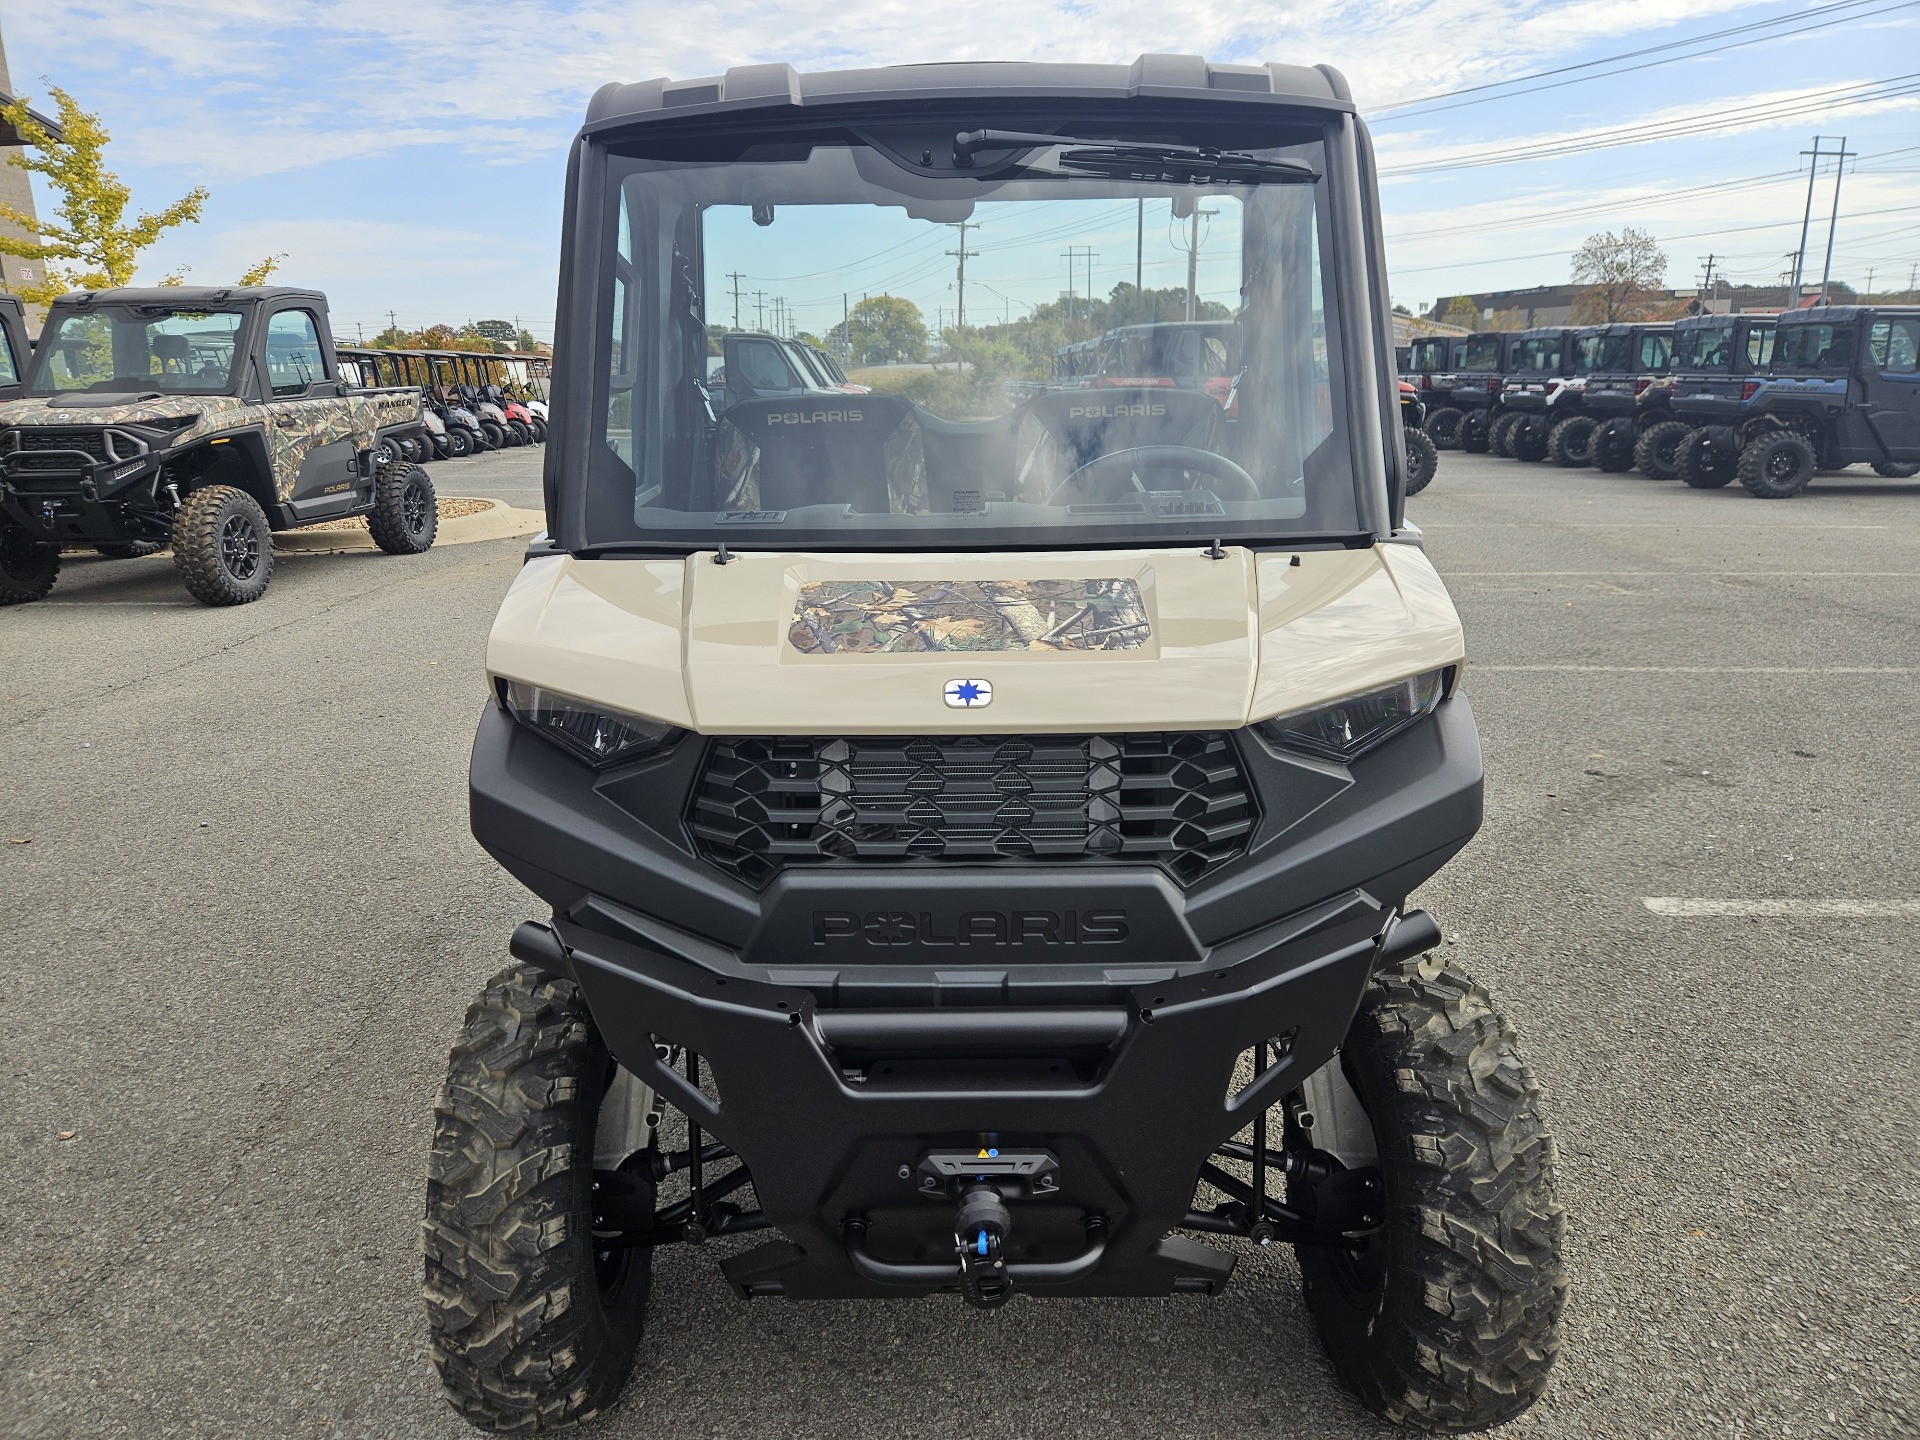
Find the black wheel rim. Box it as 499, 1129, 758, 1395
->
221, 514, 260, 580
402, 478, 430, 535
1769, 448, 1799, 481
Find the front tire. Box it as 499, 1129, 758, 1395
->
1676, 429, 1736, 488
1511, 416, 1549, 462
1424, 408, 1464, 450
94, 540, 164, 560
1738, 431, 1817, 499
1635, 420, 1690, 480
1591, 419, 1636, 472
1296, 954, 1565, 1433
480, 422, 506, 450
1547, 416, 1595, 468
1404, 426, 1439, 496
0, 525, 59, 604
367, 464, 438, 554
171, 485, 273, 606
446, 427, 474, 460
1488, 412, 1521, 459
1458, 413, 1491, 454
423, 963, 652, 1433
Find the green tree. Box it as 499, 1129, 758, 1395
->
1571, 227, 1668, 322
831, 295, 927, 366
0, 85, 279, 300
238, 252, 286, 286
1440, 295, 1480, 329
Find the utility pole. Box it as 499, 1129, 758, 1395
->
1791, 138, 1836, 304
1183, 207, 1217, 321
842, 292, 851, 362
1135, 199, 1144, 300
1698, 254, 1717, 314
726, 271, 745, 330
1083, 247, 1096, 321
946, 220, 978, 332
387, 310, 399, 334
1817, 138, 1856, 305
753, 290, 765, 331
1062, 249, 1076, 320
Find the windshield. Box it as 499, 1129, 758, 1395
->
29, 306, 244, 394
1777, 322, 1853, 370
1408, 337, 1450, 373
1574, 333, 1631, 373
1514, 336, 1562, 372
1460, 336, 1502, 372
588, 129, 1356, 550
1676, 325, 1734, 370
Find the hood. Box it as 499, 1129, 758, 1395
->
487, 544, 1465, 735
0, 392, 253, 432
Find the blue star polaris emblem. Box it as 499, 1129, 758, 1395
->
944, 678, 993, 709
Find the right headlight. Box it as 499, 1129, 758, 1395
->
1255, 668, 1450, 763
496, 678, 680, 768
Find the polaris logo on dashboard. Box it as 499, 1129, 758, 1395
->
812, 909, 1130, 946
1068, 403, 1167, 420
768, 409, 863, 425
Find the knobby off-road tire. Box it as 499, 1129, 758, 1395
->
0, 526, 58, 604
1459, 414, 1491, 455
94, 540, 164, 560
1547, 416, 1595, 468
1511, 417, 1550, 462
1635, 420, 1690, 480
1675, 429, 1735, 489
171, 485, 273, 606
423, 963, 652, 1433
1404, 426, 1440, 496
368, 463, 439, 555
1297, 954, 1565, 1434
1738, 432, 1817, 499
1487, 413, 1520, 459
1591, 419, 1636, 473
1872, 459, 1920, 478
1424, 408, 1465, 450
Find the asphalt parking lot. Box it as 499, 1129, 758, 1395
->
3, 447, 1916, 1439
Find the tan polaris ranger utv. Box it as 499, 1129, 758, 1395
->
427, 56, 1565, 1435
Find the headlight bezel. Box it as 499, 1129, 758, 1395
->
1254, 666, 1453, 764
495, 677, 682, 769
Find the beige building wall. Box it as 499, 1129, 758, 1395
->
0, 23, 49, 329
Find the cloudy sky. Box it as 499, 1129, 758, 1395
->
8, 0, 1918, 340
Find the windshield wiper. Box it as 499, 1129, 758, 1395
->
952, 129, 1319, 183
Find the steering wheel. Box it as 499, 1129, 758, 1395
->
1046, 445, 1259, 505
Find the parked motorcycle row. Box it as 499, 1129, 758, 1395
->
1402, 303, 1920, 499
337, 348, 549, 464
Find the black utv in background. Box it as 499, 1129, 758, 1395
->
1562, 323, 1672, 471
1732, 306, 1920, 497
1421, 330, 1511, 453
1636, 314, 1776, 483
1404, 332, 1464, 416
1495, 327, 1581, 461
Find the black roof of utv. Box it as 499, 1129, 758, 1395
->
56, 286, 327, 310
585, 55, 1356, 134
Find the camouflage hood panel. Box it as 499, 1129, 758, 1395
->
0, 390, 420, 501
789, 578, 1151, 653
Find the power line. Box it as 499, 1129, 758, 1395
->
1373, 0, 1918, 122
1378, 74, 1920, 177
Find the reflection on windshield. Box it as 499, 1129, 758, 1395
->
591, 136, 1357, 550
30, 307, 243, 394
1677, 326, 1732, 369
1461, 337, 1502, 372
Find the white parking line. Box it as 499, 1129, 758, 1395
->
1476, 665, 1917, 674
1644, 898, 1920, 917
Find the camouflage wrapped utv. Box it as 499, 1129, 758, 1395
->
426, 56, 1566, 1437
0, 286, 437, 606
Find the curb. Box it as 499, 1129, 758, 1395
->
272, 497, 545, 555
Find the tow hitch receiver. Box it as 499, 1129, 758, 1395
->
844, 1147, 1109, 1308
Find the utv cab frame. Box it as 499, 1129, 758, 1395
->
427, 55, 1564, 1437
1636, 313, 1776, 484
1419, 330, 1511, 454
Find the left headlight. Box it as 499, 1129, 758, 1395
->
1255, 668, 1449, 763
497, 678, 680, 768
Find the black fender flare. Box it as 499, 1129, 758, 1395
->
173, 426, 279, 514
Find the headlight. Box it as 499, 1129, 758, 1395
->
497, 679, 679, 768
1256, 668, 1449, 763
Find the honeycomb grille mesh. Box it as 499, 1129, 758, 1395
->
689, 732, 1255, 887
10, 429, 109, 471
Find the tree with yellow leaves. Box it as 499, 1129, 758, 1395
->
0, 85, 279, 301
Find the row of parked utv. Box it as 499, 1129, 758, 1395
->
336, 348, 548, 463
1404, 304, 1920, 497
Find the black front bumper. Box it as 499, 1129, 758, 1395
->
0, 449, 165, 544
469, 695, 1484, 1298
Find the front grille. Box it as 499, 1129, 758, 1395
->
8, 429, 109, 471
690, 732, 1256, 887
